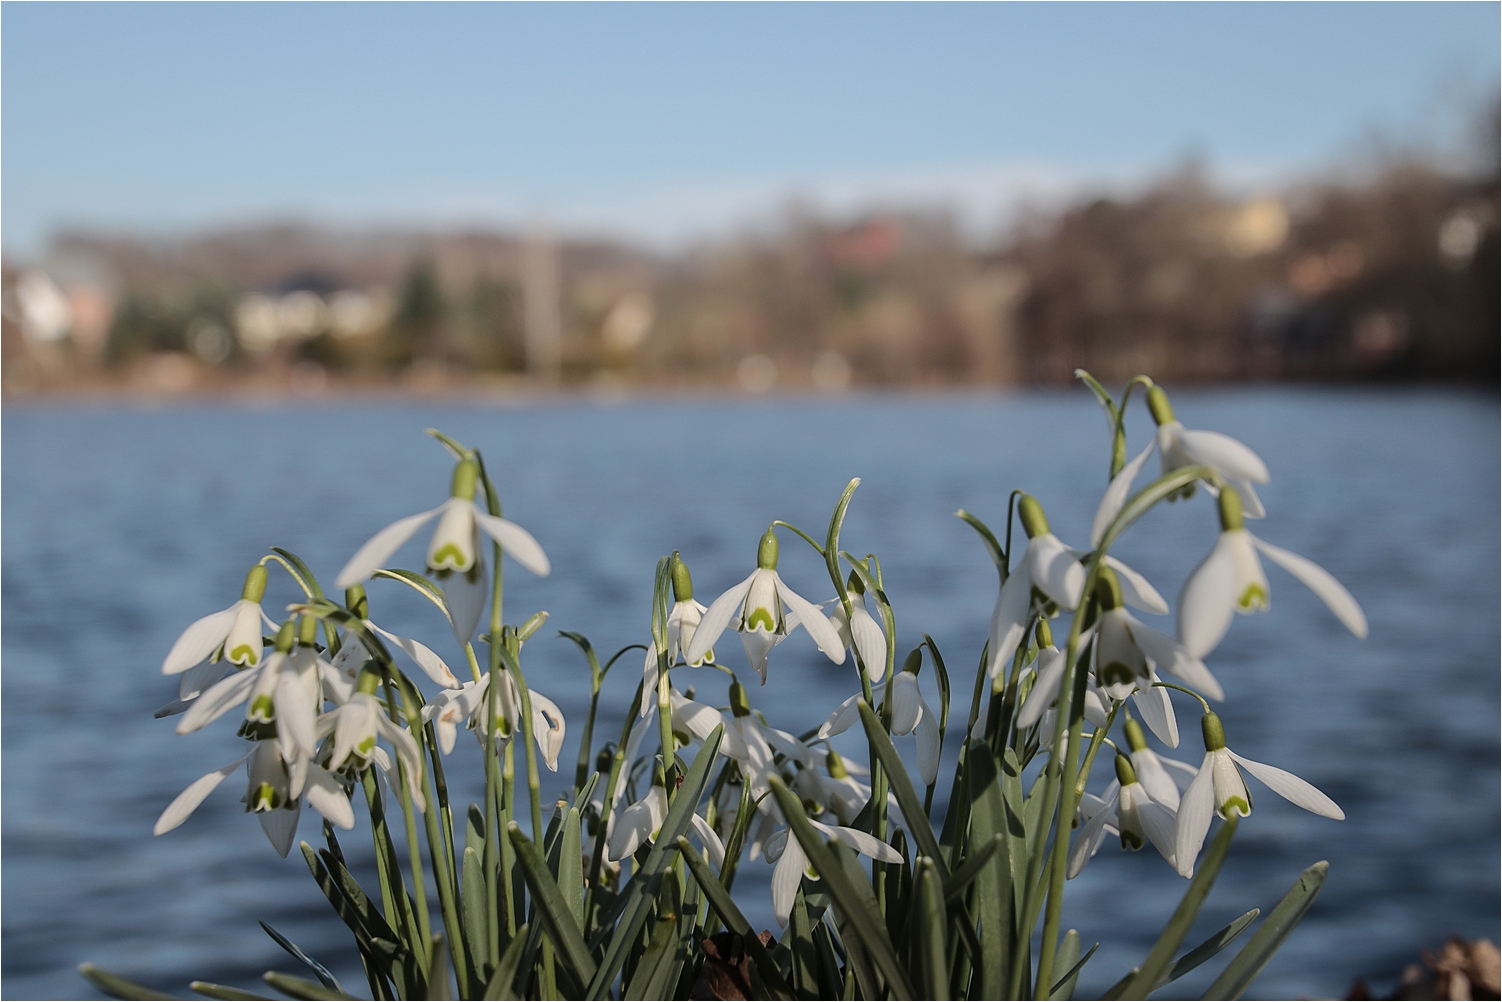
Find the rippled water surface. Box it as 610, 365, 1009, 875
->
4, 388, 1497, 1000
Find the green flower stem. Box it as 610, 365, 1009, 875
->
482, 655, 503, 966
1074, 702, 1121, 799
586, 691, 639, 934
382, 679, 434, 952
502, 642, 545, 843
423, 720, 469, 992
656, 652, 675, 794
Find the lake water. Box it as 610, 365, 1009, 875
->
3, 388, 1497, 1000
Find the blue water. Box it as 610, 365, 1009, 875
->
3, 388, 1497, 1000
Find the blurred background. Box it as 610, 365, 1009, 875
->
3, 5, 1498, 1001
2, 4, 1497, 396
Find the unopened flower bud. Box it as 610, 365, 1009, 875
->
272, 619, 296, 654
670, 553, 694, 602
902, 647, 923, 676
1017, 494, 1050, 539
1217, 487, 1244, 532
345, 584, 368, 620
242, 564, 268, 602
729, 680, 751, 718
1146, 385, 1175, 426
450, 459, 478, 501
1124, 716, 1148, 752
756, 530, 779, 570
846, 570, 866, 596
1201, 711, 1227, 752
1114, 752, 1139, 787
1094, 567, 1124, 611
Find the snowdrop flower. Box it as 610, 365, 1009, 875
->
1174, 711, 1344, 877
316, 690, 427, 812
1069, 753, 1179, 878
175, 620, 321, 764
1122, 716, 1198, 812
1178, 488, 1368, 659
333, 459, 549, 644
640, 556, 714, 717
162, 565, 277, 675
343, 584, 460, 689
1016, 644, 1111, 732
824, 572, 887, 683
1093, 384, 1274, 543
154, 739, 354, 857
889, 655, 941, 786
605, 780, 726, 867
684, 529, 845, 683
987, 495, 1087, 680
794, 750, 871, 826
668, 687, 752, 761
420, 670, 565, 768
764, 815, 903, 927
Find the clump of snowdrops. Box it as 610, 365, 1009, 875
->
83, 372, 1368, 1002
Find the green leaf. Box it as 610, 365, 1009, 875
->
768, 775, 914, 1001
1120, 908, 1259, 993
188, 983, 271, 1001
506, 823, 598, 989
1074, 369, 1119, 427
585, 725, 725, 999
370, 569, 453, 624
1049, 934, 1096, 1000
825, 478, 861, 603
77, 964, 177, 1001
481, 924, 529, 1001
516, 610, 549, 642
623, 910, 680, 1000
1201, 863, 1328, 1000
269, 548, 326, 600
915, 859, 950, 1000
425, 428, 473, 461
856, 700, 949, 880
678, 837, 794, 1001
964, 742, 1011, 997
557, 807, 585, 930
427, 935, 453, 1001
941, 833, 1003, 902
1117, 816, 1238, 998
1096, 466, 1216, 554
257, 922, 342, 992
259, 971, 354, 1001
955, 510, 1008, 583
461, 847, 489, 973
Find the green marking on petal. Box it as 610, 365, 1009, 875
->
1099, 661, 1137, 689
1237, 583, 1269, 611
1120, 830, 1144, 851
357, 735, 377, 756
745, 607, 777, 632
250, 783, 280, 812
1217, 796, 1251, 819
430, 543, 468, 570
228, 645, 258, 666
248, 695, 275, 722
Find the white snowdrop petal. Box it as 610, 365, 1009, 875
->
685, 572, 757, 665
849, 606, 888, 682
1229, 752, 1345, 820
258, 803, 301, 858
1017, 648, 1066, 729
889, 674, 923, 736
162, 605, 239, 675
1177, 534, 1241, 658
274, 670, 317, 759
176, 669, 257, 735
473, 510, 551, 577
530, 691, 567, 772
153, 751, 253, 835
1175, 428, 1270, 484
1092, 441, 1156, 547
369, 625, 459, 688
1132, 682, 1179, 749
1067, 794, 1116, 879
305, 764, 356, 829
986, 572, 1033, 679
443, 567, 487, 647
770, 839, 806, 927
1250, 536, 1368, 640
1225, 478, 1267, 519
1173, 760, 1217, 878
1128, 616, 1225, 702
335, 507, 444, 589
1131, 750, 1182, 811
1103, 556, 1170, 615
914, 706, 941, 787
1137, 799, 1179, 868
820, 823, 903, 864
1029, 535, 1086, 611
690, 813, 727, 871
776, 574, 846, 665
739, 629, 780, 683
817, 694, 864, 739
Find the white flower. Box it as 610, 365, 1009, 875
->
1122, 716, 1198, 811
316, 692, 427, 812
1017, 645, 1113, 733
153, 739, 354, 857
684, 530, 845, 682
889, 670, 941, 786
333, 458, 549, 643
825, 577, 887, 683
1178, 489, 1367, 659
162, 565, 276, 675
1068, 753, 1179, 878
605, 784, 725, 867
764, 817, 903, 927
639, 558, 714, 716
1173, 711, 1344, 877
1090, 384, 1272, 544
420, 671, 565, 769
175, 625, 322, 763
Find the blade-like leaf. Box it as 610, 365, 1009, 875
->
941, 833, 1003, 902
965, 742, 1011, 997
259, 971, 354, 1001
481, 924, 529, 1001
1117, 816, 1239, 998
258, 921, 341, 992
915, 859, 949, 1000
77, 964, 177, 1001
425, 428, 473, 461
189, 983, 271, 1001
956, 510, 1008, 583
370, 569, 453, 624
856, 700, 949, 880
1151, 908, 1260, 990
623, 910, 679, 1000
1201, 863, 1328, 1000
678, 837, 794, 1001
461, 848, 489, 979
269, 548, 326, 600
507, 823, 598, 988
585, 725, 724, 999
769, 775, 914, 1001
1049, 936, 1097, 999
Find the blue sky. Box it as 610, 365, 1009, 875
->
3, 2, 1496, 254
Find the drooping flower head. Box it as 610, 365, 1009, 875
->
987, 494, 1086, 679
825, 571, 887, 683
684, 529, 845, 682
162, 564, 276, 676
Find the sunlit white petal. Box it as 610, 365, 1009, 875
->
1228, 751, 1344, 820
473, 509, 551, 577
335, 506, 444, 589
162, 605, 239, 675
1250, 536, 1368, 640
